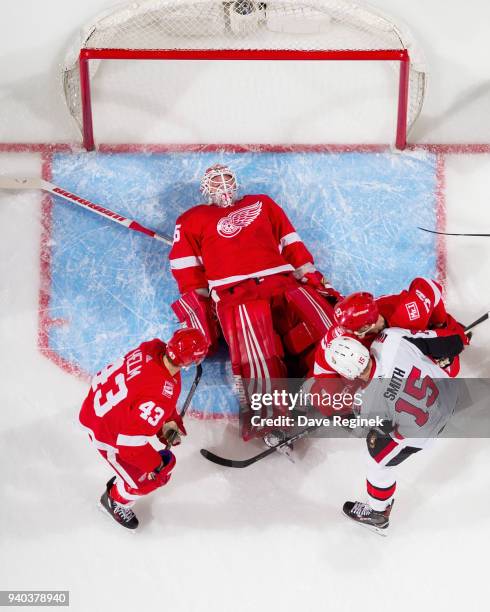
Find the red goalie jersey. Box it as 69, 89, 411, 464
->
169, 194, 314, 293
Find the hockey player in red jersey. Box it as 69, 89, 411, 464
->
306, 278, 470, 421
324, 328, 467, 534
312, 277, 469, 384
334, 277, 454, 342
79, 328, 207, 529
169, 163, 341, 440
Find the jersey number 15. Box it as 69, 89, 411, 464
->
395, 366, 439, 427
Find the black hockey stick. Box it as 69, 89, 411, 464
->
200, 425, 320, 468
464, 312, 489, 334
418, 227, 490, 237
164, 363, 203, 450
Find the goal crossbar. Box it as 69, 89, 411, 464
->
79, 47, 410, 151
80, 48, 408, 61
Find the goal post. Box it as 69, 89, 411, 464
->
63, 0, 426, 150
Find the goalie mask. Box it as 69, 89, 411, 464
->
324, 336, 370, 380
200, 164, 238, 207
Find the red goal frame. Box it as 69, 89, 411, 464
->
78, 47, 410, 151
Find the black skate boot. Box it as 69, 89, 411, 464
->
342, 500, 394, 536
99, 477, 139, 530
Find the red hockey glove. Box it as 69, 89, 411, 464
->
157, 417, 187, 447
147, 450, 176, 486
301, 271, 343, 305
443, 314, 471, 346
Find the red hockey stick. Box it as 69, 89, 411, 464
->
0, 176, 173, 245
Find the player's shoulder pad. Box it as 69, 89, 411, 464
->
176, 203, 210, 223
139, 338, 166, 358
383, 327, 435, 350
256, 193, 278, 206
375, 327, 409, 344
409, 277, 442, 301
235, 193, 270, 205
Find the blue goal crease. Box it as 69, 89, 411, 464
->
48, 150, 438, 416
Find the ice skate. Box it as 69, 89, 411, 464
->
99, 477, 139, 530
342, 500, 393, 536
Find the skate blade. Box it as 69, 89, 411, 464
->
341, 510, 389, 537
97, 501, 137, 534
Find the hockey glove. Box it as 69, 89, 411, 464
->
442, 313, 472, 345
147, 449, 176, 486
301, 271, 343, 305
157, 418, 187, 447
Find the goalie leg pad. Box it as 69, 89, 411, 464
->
283, 285, 335, 354
217, 298, 286, 382
216, 297, 287, 440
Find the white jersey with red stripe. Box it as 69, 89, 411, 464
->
361, 328, 459, 442
169, 194, 314, 293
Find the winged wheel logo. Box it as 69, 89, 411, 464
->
217, 201, 262, 238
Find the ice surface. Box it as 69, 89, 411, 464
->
46, 149, 438, 416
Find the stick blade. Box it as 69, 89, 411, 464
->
200, 448, 251, 468
0, 176, 45, 190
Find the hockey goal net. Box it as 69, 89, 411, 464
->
62, 0, 427, 150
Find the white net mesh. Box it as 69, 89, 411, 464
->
62, 0, 426, 141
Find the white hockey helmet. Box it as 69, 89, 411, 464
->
200, 164, 238, 207
324, 336, 371, 380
